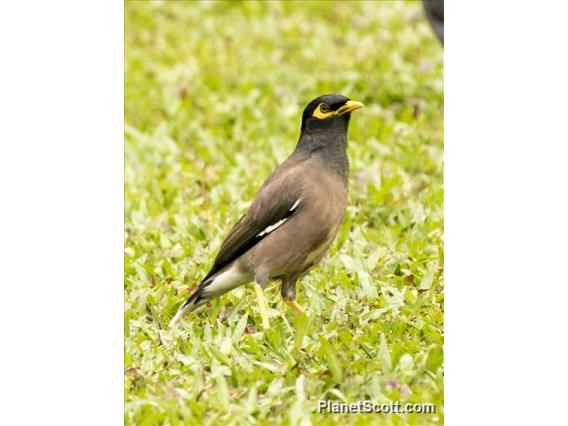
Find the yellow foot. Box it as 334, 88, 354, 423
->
286, 300, 307, 316
254, 283, 270, 329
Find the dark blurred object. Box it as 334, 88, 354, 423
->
423, 0, 444, 45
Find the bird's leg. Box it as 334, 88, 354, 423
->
253, 281, 270, 329
281, 277, 307, 316
285, 299, 306, 315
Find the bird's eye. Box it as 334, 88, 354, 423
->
320, 103, 329, 113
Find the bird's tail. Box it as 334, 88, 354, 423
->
168, 281, 211, 328
169, 264, 250, 327
169, 295, 197, 327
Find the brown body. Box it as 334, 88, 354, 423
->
242, 155, 348, 301
169, 94, 362, 327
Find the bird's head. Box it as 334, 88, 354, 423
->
301, 94, 364, 134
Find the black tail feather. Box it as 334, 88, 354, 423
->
169, 277, 213, 327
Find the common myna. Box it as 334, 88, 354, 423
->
170, 94, 364, 328
423, 0, 444, 45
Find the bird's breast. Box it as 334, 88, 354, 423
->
246, 165, 348, 279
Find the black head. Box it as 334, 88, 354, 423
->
301, 94, 364, 133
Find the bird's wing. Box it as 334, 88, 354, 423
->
204, 161, 305, 280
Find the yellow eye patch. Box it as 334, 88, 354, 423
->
312, 100, 365, 120
313, 103, 335, 120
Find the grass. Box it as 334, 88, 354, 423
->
125, 1, 443, 425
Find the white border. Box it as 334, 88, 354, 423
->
446, 2, 568, 424
0, 2, 124, 424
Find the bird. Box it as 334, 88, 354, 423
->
169, 94, 364, 329
423, 0, 444, 45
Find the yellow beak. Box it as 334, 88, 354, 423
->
335, 100, 365, 116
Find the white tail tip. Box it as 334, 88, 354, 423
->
169, 305, 187, 328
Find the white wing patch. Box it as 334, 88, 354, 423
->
256, 198, 302, 238
290, 198, 302, 212
257, 218, 287, 237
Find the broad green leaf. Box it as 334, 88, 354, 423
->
293, 314, 309, 350
319, 337, 343, 382
232, 313, 248, 343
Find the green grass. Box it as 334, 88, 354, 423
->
125, 1, 443, 425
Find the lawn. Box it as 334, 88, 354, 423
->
125, 1, 443, 425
